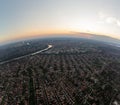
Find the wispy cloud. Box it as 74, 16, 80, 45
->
98, 12, 120, 27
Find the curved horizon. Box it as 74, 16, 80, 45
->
1, 0, 120, 43
1, 31, 120, 46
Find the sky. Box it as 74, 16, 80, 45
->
0, 0, 120, 43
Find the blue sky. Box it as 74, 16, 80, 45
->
0, 0, 120, 43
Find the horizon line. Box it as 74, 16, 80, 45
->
0, 31, 120, 45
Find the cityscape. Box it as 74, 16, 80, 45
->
0, 38, 120, 105
0, 0, 120, 105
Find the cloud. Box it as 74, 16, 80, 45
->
98, 12, 120, 27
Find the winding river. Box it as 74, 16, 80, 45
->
0, 44, 53, 65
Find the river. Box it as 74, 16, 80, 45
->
0, 44, 53, 65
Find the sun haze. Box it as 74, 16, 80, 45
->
0, 0, 120, 43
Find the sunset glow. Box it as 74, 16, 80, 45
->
0, 0, 120, 44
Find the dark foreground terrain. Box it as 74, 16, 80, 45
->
0, 38, 120, 105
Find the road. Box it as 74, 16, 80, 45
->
0, 44, 53, 65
